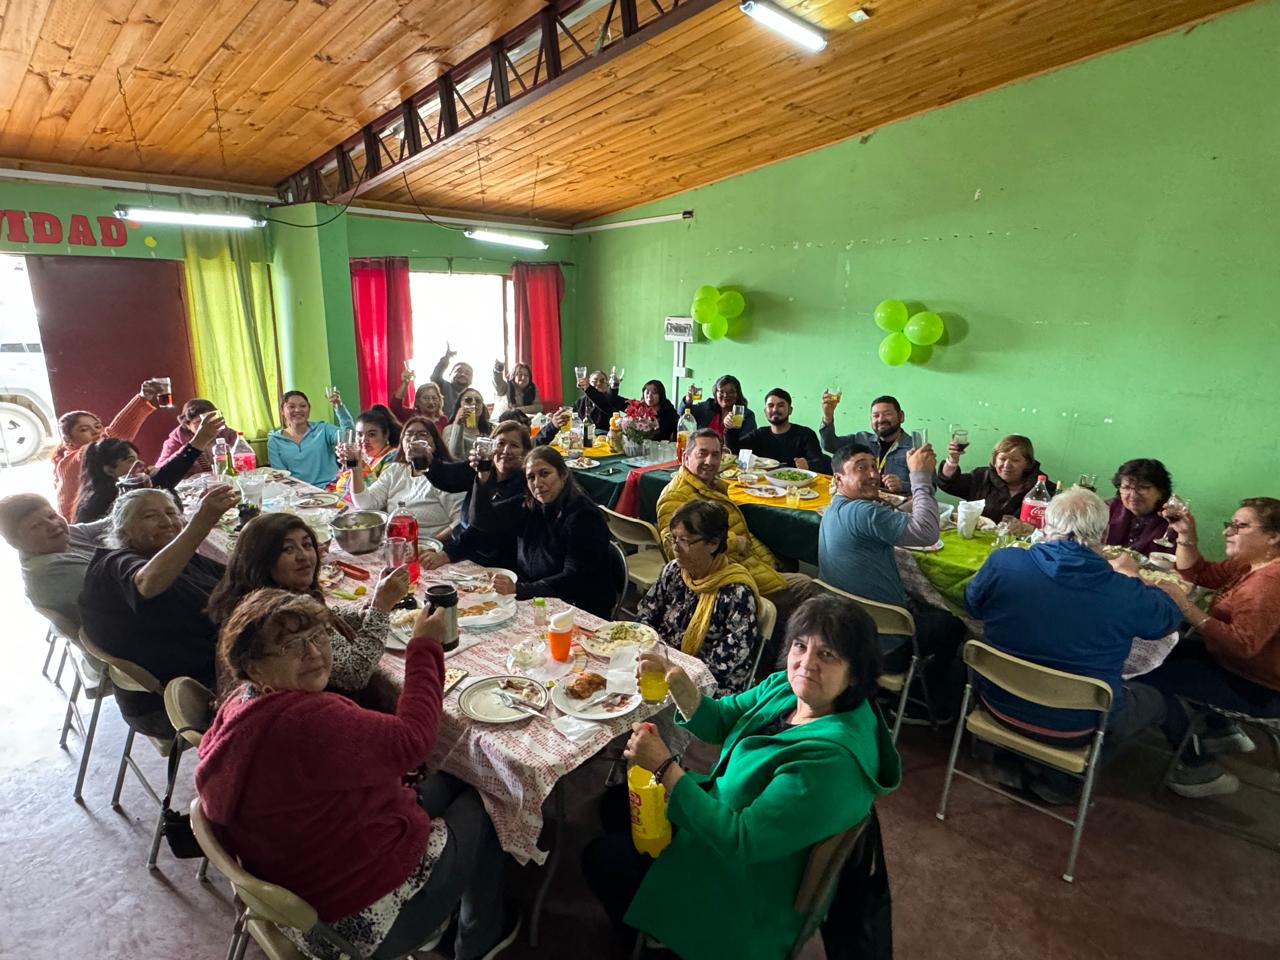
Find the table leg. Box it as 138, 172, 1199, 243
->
527, 780, 565, 948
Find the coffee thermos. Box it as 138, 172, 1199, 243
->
425, 583, 459, 651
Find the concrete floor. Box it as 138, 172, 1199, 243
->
1, 456, 1278, 960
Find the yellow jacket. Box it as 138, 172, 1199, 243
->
655, 467, 786, 596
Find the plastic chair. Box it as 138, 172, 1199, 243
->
55, 626, 111, 803
190, 798, 372, 960
599, 506, 668, 606
33, 604, 75, 686
788, 813, 874, 959
607, 540, 630, 620
814, 580, 935, 742
162, 677, 216, 876
936, 640, 1112, 882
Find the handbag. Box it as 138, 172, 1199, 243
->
820, 807, 893, 960
159, 725, 207, 860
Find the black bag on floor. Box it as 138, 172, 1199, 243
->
820, 808, 893, 960
160, 726, 207, 860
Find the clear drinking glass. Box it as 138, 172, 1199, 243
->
1154, 494, 1187, 548
238, 474, 265, 508
152, 377, 174, 409
786, 487, 801, 508
949, 425, 969, 452
731, 404, 746, 429
911, 428, 929, 448
638, 641, 670, 703
1077, 473, 1098, 492
575, 365, 588, 383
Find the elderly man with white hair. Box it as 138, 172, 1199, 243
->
963, 486, 1184, 804
78, 483, 239, 735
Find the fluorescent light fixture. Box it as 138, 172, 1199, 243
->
463, 228, 549, 250
739, 1, 827, 51
113, 205, 265, 229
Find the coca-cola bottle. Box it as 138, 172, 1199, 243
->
1019, 474, 1052, 528
231, 432, 257, 473
387, 501, 420, 584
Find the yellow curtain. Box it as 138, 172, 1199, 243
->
180, 217, 280, 443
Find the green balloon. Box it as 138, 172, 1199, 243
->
874, 299, 909, 333
717, 290, 745, 319
704, 316, 728, 340
904, 311, 944, 346
694, 285, 720, 302
878, 332, 911, 366
692, 298, 718, 324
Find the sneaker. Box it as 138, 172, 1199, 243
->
986, 752, 1028, 792
1168, 761, 1240, 799
1027, 774, 1081, 807
1198, 724, 1257, 756
472, 915, 521, 960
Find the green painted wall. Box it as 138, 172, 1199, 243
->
0, 179, 186, 259
571, 0, 1280, 555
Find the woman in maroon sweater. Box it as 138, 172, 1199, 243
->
195, 590, 517, 960
1136, 497, 1280, 799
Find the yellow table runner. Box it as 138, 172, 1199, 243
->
726, 475, 833, 512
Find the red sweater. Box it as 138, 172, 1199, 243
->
195, 639, 444, 920
1186, 557, 1280, 692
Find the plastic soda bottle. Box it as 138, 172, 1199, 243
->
675, 406, 696, 459
211, 438, 233, 477
1019, 474, 1052, 529
628, 754, 672, 857
386, 502, 420, 583
231, 433, 257, 473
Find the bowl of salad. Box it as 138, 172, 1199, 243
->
766, 467, 818, 489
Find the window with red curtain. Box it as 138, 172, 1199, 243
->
512, 262, 565, 409
350, 257, 414, 408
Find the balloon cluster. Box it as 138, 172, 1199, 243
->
873, 300, 944, 366
690, 285, 745, 340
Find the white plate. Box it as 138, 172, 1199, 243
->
296, 492, 343, 508
567, 457, 600, 469
450, 567, 519, 594
551, 683, 641, 721
903, 540, 945, 552
458, 676, 549, 724
743, 484, 784, 499
458, 594, 518, 629
753, 457, 781, 470
765, 467, 818, 489
795, 487, 820, 500
579, 621, 661, 658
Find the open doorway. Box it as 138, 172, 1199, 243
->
408, 272, 515, 405
0, 255, 56, 467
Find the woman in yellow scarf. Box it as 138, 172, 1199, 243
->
634, 500, 764, 693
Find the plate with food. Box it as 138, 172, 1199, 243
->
443, 667, 468, 695
458, 676, 549, 724
567, 457, 600, 470
1138, 568, 1189, 591
766, 467, 817, 489
1101, 545, 1143, 563
296, 492, 344, 509
579, 621, 661, 658
317, 562, 345, 589
551, 672, 639, 720
743, 484, 785, 499
795, 487, 821, 501
458, 595, 518, 629
260, 468, 291, 482
752, 457, 781, 471
451, 567, 519, 595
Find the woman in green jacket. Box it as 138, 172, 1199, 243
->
583, 594, 902, 960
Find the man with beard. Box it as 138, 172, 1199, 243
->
430, 342, 475, 419
724, 388, 823, 470
819, 393, 915, 492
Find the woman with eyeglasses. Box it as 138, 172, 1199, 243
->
1133, 496, 1280, 799
1104, 459, 1177, 555
635, 500, 762, 694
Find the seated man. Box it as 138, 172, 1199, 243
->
0, 493, 110, 629
724, 387, 823, 470
964, 486, 1183, 803
818, 442, 965, 716
819, 392, 914, 492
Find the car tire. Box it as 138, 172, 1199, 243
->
0, 401, 47, 466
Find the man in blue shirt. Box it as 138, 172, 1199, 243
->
818, 393, 915, 492
965, 486, 1183, 802
819, 441, 965, 718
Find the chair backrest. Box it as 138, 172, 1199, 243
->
790, 814, 874, 955
963, 640, 1113, 714
599, 505, 664, 550
164, 677, 215, 748
190, 798, 319, 934
750, 595, 778, 678
607, 540, 629, 620
78, 629, 163, 695
813, 579, 916, 638
33, 604, 79, 639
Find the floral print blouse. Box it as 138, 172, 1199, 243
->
636, 560, 761, 694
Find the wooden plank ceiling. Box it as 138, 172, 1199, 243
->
0, 0, 1255, 225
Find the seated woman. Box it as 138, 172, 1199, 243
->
74, 410, 226, 522
492, 361, 540, 416
349, 417, 465, 540
206, 513, 411, 710
636, 501, 761, 694
423, 421, 531, 571
1105, 458, 1176, 555
468, 446, 616, 619
267, 388, 355, 487
680, 374, 758, 438
334, 404, 401, 502
582, 595, 900, 960
441, 388, 492, 462
1135, 497, 1280, 798
79, 484, 240, 736
576, 377, 678, 442
53, 379, 167, 519
195, 590, 517, 960
937, 433, 1055, 523
0, 494, 109, 629
157, 398, 238, 478
392, 377, 449, 434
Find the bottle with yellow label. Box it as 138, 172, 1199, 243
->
628, 764, 672, 857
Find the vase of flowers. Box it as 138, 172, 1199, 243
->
620, 399, 659, 457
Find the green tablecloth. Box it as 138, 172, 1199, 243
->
909, 529, 997, 608
567, 454, 632, 508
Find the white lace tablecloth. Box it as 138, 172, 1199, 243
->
193, 475, 716, 865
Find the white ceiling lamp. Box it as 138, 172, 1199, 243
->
464, 228, 549, 250
113, 205, 265, 229
739, 1, 827, 52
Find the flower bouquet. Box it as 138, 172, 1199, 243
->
620, 400, 659, 456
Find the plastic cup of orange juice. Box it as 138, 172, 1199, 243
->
548, 609, 574, 662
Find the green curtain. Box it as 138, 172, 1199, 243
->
180, 208, 281, 443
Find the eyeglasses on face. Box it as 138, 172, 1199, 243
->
1118, 482, 1157, 494
670, 535, 707, 550
1223, 520, 1255, 533
267, 626, 330, 658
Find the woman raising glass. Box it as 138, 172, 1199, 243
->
267, 389, 354, 487
441, 388, 492, 462
349, 417, 465, 539
334, 405, 401, 502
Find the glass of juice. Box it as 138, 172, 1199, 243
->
547, 611, 574, 662
638, 642, 670, 703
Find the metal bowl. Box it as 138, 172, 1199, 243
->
329, 510, 388, 554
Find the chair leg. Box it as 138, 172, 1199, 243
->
631, 931, 645, 960
111, 728, 136, 810
73, 690, 104, 804
149, 743, 185, 869
890, 659, 916, 744
41, 627, 58, 679
59, 673, 83, 749
196, 857, 210, 882
53, 641, 70, 690
936, 683, 972, 821
1157, 702, 1201, 796
1063, 730, 1107, 883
